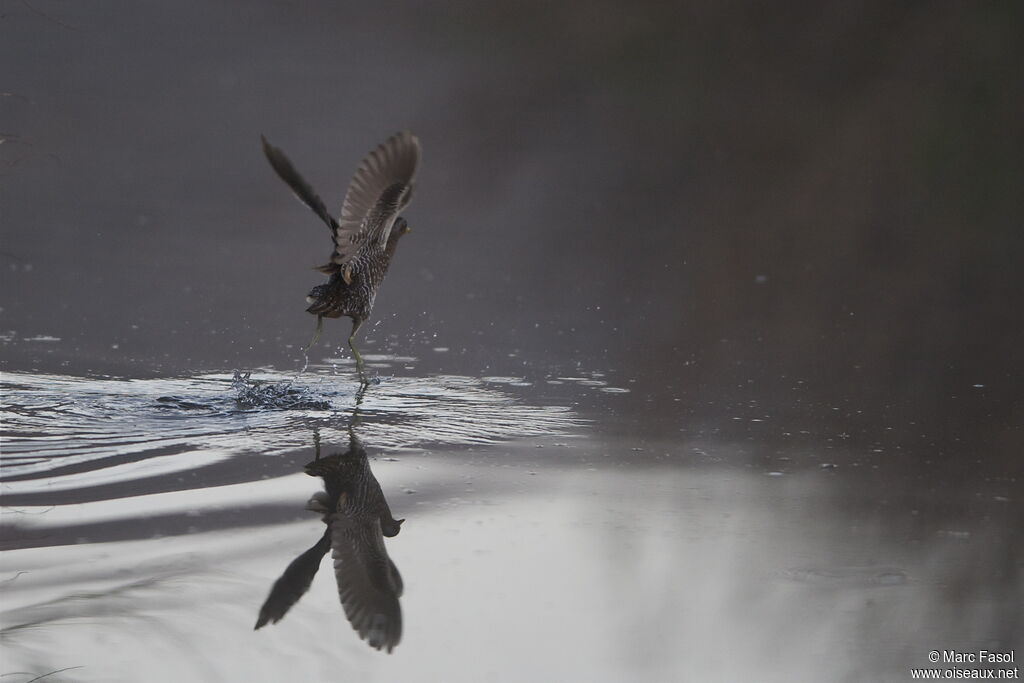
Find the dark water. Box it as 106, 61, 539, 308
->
2, 2, 1022, 682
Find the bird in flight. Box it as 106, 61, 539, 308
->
261, 131, 421, 380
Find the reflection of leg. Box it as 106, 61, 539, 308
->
352, 383, 367, 425
305, 315, 324, 353
348, 318, 366, 382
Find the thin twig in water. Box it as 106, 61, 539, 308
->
2, 505, 55, 515
20, 0, 78, 31
23, 667, 84, 683
1, 571, 29, 584
2, 92, 33, 104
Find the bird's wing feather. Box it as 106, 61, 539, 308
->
254, 531, 331, 629
333, 131, 420, 266
330, 517, 403, 653
261, 136, 339, 233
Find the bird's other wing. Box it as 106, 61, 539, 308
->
254, 531, 331, 629
333, 131, 420, 267
330, 517, 404, 653
261, 136, 340, 234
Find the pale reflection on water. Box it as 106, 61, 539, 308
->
255, 428, 406, 653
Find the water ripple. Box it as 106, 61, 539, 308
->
0, 367, 583, 493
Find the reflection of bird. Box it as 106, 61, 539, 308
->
255, 433, 405, 653
261, 131, 421, 378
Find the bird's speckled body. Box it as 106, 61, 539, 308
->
305, 217, 409, 325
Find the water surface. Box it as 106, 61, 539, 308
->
2, 355, 1018, 682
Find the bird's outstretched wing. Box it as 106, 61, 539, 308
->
333, 131, 420, 268
254, 531, 331, 629
330, 516, 404, 653
261, 135, 339, 233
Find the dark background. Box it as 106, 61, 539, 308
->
2, 1, 1022, 453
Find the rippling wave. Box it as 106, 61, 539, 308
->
0, 364, 584, 495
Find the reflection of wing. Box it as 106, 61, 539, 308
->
261, 136, 339, 233
330, 516, 403, 652
254, 532, 331, 629
333, 131, 420, 267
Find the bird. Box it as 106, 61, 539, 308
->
255, 430, 405, 653
261, 131, 421, 379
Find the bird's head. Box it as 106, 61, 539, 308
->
381, 517, 405, 538
393, 216, 411, 237
384, 217, 411, 256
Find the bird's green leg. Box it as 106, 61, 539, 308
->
348, 318, 366, 384
349, 375, 368, 430
305, 315, 324, 353
353, 382, 367, 415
